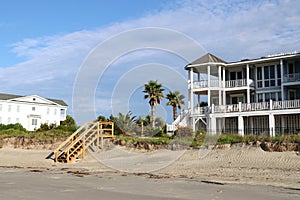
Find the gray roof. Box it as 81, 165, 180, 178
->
189, 53, 227, 66
0, 93, 68, 106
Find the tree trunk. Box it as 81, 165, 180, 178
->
173, 106, 178, 121
151, 105, 156, 128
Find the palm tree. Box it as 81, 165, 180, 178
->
113, 111, 136, 135
166, 90, 185, 121
143, 80, 164, 128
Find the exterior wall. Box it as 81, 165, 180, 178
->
0, 96, 67, 131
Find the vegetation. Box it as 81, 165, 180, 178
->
166, 90, 185, 121
143, 80, 164, 128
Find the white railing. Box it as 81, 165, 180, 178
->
225, 79, 247, 88
196, 99, 300, 114
283, 73, 300, 82
193, 80, 219, 89
193, 79, 252, 89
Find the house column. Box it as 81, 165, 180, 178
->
246, 64, 250, 104
223, 67, 226, 105
238, 115, 244, 136
189, 68, 194, 113
269, 113, 275, 137
280, 59, 284, 100
207, 65, 211, 106
208, 116, 216, 134
218, 65, 222, 105
198, 72, 201, 106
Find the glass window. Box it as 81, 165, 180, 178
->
277, 65, 281, 78
264, 80, 269, 87
230, 72, 236, 80
271, 93, 276, 101
270, 80, 276, 87
278, 92, 282, 101
288, 63, 294, 74
258, 94, 263, 102
265, 93, 270, 102
270, 65, 275, 79
257, 67, 262, 80
237, 71, 242, 79
257, 81, 262, 88
264, 66, 269, 79
277, 79, 281, 86
32, 107, 35, 111
32, 119, 37, 126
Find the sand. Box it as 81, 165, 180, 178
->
0, 145, 299, 187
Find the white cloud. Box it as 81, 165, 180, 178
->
1, 0, 299, 124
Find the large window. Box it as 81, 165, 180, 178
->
277, 64, 281, 86
257, 65, 278, 88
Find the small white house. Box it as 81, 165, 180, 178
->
0, 93, 68, 131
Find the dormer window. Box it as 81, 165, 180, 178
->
32, 107, 36, 111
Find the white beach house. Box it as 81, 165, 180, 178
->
168, 51, 300, 136
0, 93, 68, 131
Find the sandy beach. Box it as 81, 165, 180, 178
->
0, 145, 300, 199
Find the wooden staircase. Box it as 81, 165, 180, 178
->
54, 121, 114, 163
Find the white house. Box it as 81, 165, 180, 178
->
168, 51, 300, 136
0, 93, 68, 131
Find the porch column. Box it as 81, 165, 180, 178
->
192, 117, 196, 131
190, 68, 194, 114
223, 67, 226, 105
218, 65, 222, 105
280, 59, 284, 100
207, 65, 211, 106
209, 116, 216, 134
246, 64, 250, 104
198, 72, 200, 106
238, 115, 244, 136
269, 114, 275, 137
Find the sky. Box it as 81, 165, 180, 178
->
0, 0, 299, 125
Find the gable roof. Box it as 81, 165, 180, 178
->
0, 93, 68, 106
189, 53, 227, 66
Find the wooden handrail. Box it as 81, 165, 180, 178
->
54, 121, 114, 163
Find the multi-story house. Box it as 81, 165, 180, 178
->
169, 51, 300, 136
0, 93, 68, 131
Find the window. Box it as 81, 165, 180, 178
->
258, 93, 263, 102
288, 63, 294, 74
265, 92, 276, 102
257, 67, 263, 88
32, 119, 37, 126
32, 107, 36, 111
262, 66, 276, 88
278, 92, 282, 101
17, 105, 20, 112
8, 105, 11, 112
277, 64, 281, 86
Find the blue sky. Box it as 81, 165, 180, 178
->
0, 0, 300, 125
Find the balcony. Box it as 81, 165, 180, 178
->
192, 79, 253, 90
283, 73, 300, 83
192, 99, 300, 115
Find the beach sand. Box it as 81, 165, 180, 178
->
0, 145, 300, 199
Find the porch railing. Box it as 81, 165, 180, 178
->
283, 73, 300, 82
193, 79, 253, 89
192, 99, 300, 115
